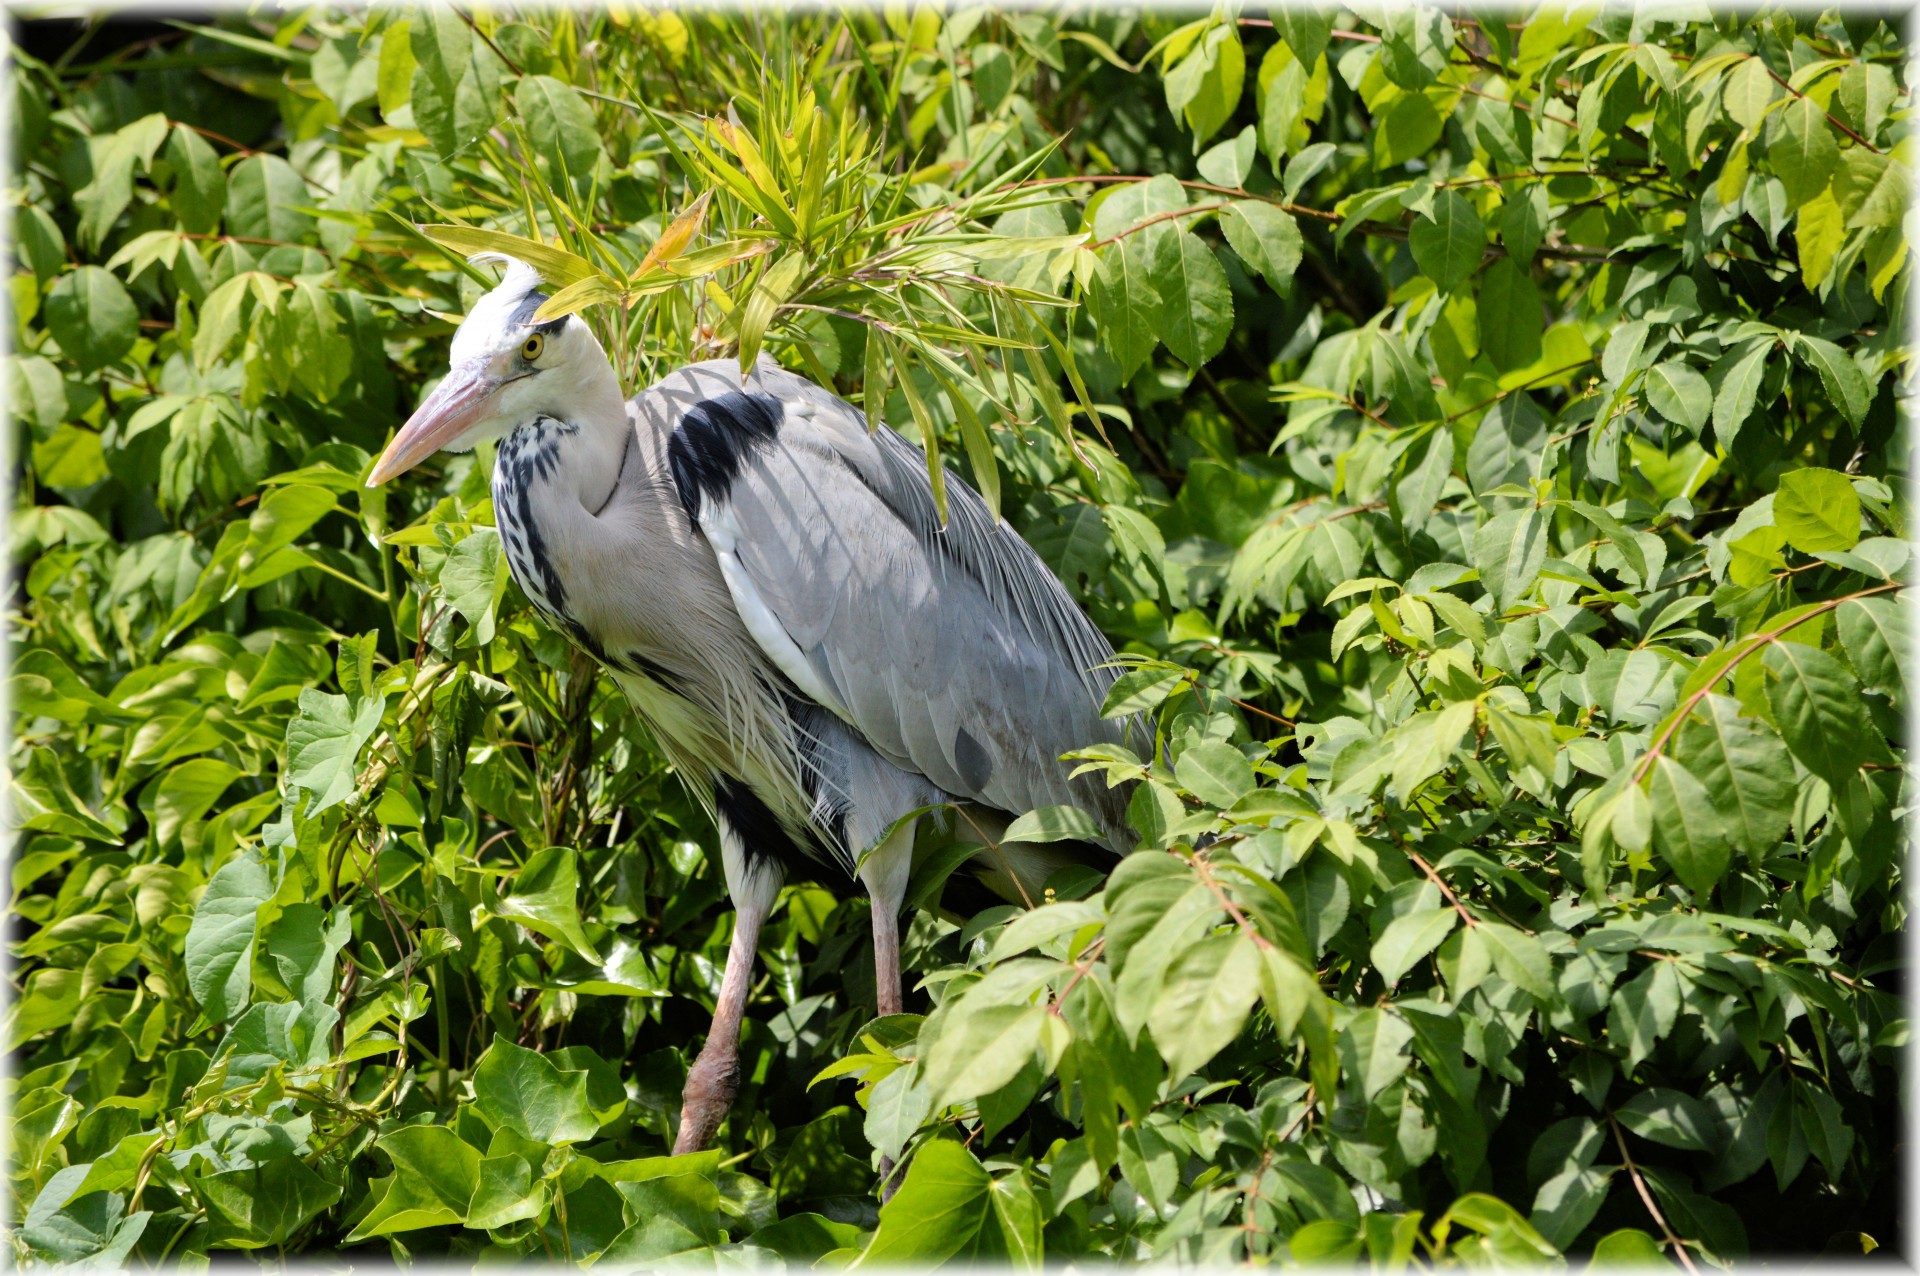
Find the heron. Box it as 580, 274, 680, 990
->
367, 256, 1135, 1160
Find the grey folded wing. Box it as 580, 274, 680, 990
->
650, 358, 1138, 850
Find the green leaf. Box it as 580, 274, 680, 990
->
1771, 97, 1839, 209
516, 74, 603, 179
1773, 467, 1861, 552
1338, 1007, 1413, 1101
440, 527, 506, 645
1836, 594, 1906, 701
1674, 694, 1795, 858
1372, 908, 1457, 987
165, 125, 226, 234
1088, 239, 1162, 380
1643, 361, 1712, 433
1793, 337, 1873, 427
1409, 190, 1485, 290
347, 1126, 482, 1239
1644, 755, 1732, 897
1002, 804, 1102, 845
470, 1035, 601, 1145
1472, 507, 1549, 611
1479, 921, 1553, 999
1147, 931, 1262, 1076
1711, 341, 1770, 446
44, 267, 138, 375
261, 903, 352, 1008
1218, 201, 1303, 296
183, 849, 275, 1023
1477, 258, 1543, 371
1763, 640, 1876, 785
1616, 1087, 1715, 1152
198, 1157, 343, 1249
1590, 1228, 1669, 1265
1150, 229, 1233, 368
926, 1003, 1045, 1108
860, 1139, 992, 1265
495, 846, 602, 962
1173, 738, 1254, 807
285, 690, 384, 814
224, 155, 317, 244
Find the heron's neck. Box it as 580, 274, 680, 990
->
514, 372, 629, 512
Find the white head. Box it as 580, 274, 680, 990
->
367, 256, 619, 486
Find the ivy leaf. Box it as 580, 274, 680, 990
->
183, 849, 275, 1023
860, 1139, 993, 1264
495, 846, 602, 962
285, 690, 384, 814
470, 1036, 600, 1145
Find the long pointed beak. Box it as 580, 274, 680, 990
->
367, 360, 503, 487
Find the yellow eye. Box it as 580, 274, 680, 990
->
522, 332, 545, 361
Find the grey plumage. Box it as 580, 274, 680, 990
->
372, 258, 1137, 1161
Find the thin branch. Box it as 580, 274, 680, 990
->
1608, 1113, 1703, 1276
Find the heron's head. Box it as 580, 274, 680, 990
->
368, 255, 615, 486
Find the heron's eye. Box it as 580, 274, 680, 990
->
521, 333, 546, 362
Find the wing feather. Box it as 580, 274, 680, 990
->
651, 358, 1137, 849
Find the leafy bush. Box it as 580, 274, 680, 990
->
8, 5, 1907, 1267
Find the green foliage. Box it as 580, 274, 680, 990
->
7, 4, 1908, 1268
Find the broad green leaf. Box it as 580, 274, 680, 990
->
470, 1035, 600, 1144
1791, 337, 1873, 427
183, 849, 275, 1022
1338, 1007, 1414, 1101
348, 1126, 482, 1239
1643, 361, 1712, 433
1478, 258, 1543, 371
1409, 190, 1485, 290
1088, 239, 1162, 379
1173, 738, 1255, 807
165, 125, 225, 234
1372, 908, 1457, 986
1836, 594, 1906, 701
1150, 229, 1233, 368
859, 1139, 992, 1265
1772, 97, 1839, 209
1146, 931, 1261, 1076
516, 75, 603, 179
1774, 467, 1860, 552
44, 267, 137, 375
224, 155, 317, 244
1674, 694, 1795, 858
1472, 506, 1549, 611
285, 690, 384, 814
1763, 640, 1876, 784
1219, 201, 1303, 296
1644, 755, 1732, 897
198, 1157, 343, 1249
495, 846, 602, 962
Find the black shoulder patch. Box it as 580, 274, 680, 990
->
666, 391, 784, 522
507, 291, 564, 331
953, 726, 993, 794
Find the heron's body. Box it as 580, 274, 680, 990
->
372, 260, 1136, 1166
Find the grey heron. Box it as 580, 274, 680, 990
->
368, 256, 1135, 1160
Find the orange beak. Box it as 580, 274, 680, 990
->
367, 359, 504, 486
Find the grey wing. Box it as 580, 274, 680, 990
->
653, 358, 1138, 850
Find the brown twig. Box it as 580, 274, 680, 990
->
1608, 1112, 1703, 1276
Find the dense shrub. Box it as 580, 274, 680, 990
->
8, 6, 1908, 1266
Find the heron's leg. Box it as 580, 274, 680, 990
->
675, 822, 781, 1156
856, 817, 918, 1199
858, 817, 918, 1018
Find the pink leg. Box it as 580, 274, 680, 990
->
674, 897, 767, 1155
